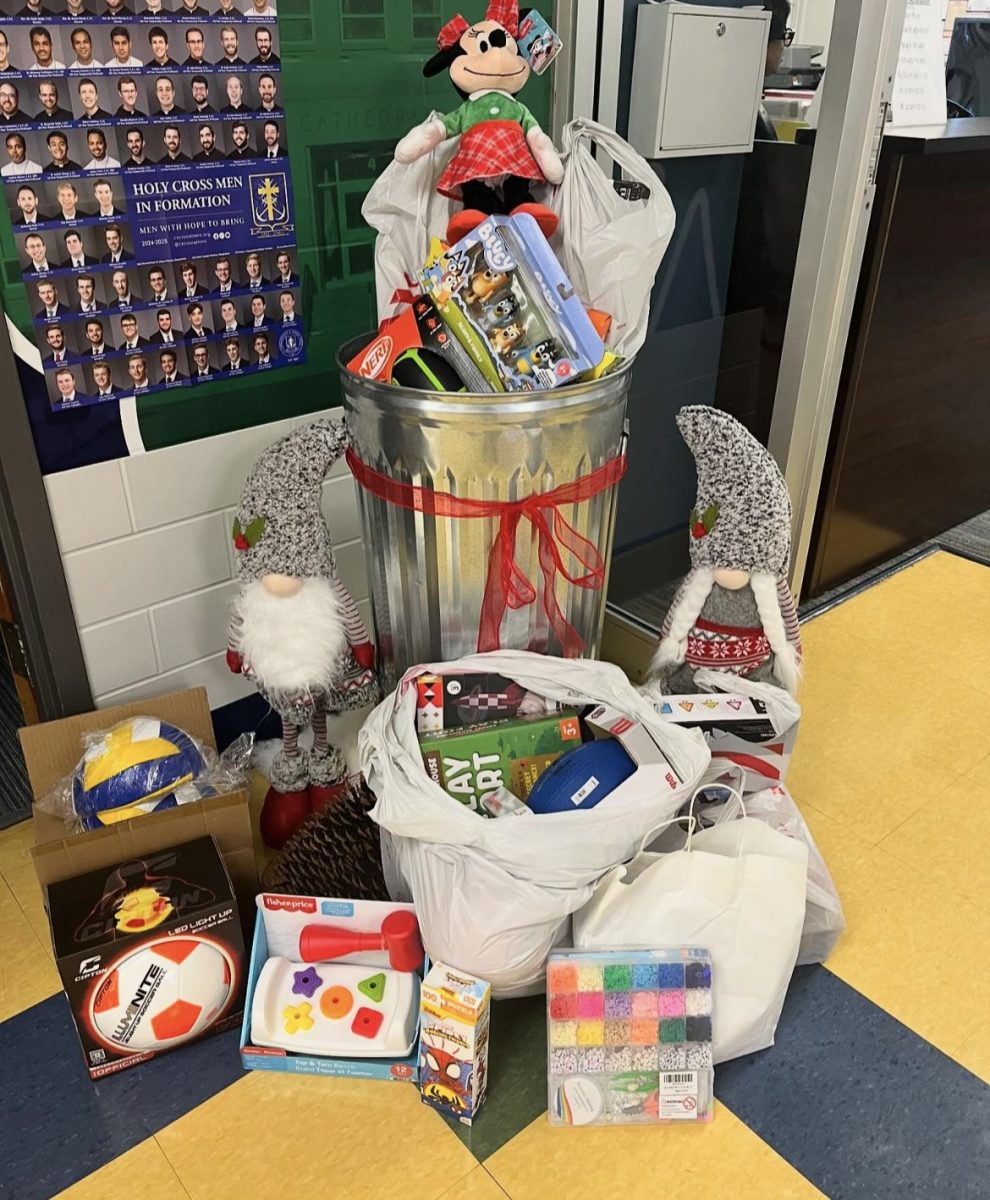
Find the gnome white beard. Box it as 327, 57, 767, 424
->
238, 577, 347, 694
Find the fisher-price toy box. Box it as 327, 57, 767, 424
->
239, 894, 427, 1082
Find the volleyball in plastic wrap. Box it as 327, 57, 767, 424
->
72, 717, 206, 829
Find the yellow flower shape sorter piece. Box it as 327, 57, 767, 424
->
282, 1002, 315, 1035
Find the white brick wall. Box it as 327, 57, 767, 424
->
45, 408, 372, 710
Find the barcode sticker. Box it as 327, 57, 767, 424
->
659, 1070, 700, 1120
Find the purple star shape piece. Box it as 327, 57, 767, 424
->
291, 967, 322, 999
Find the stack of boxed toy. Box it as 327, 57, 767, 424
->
347, 214, 616, 395
415, 670, 684, 817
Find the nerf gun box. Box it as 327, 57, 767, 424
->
346, 295, 490, 392
421, 213, 604, 392
420, 711, 582, 813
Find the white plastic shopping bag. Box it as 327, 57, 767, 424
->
550, 119, 675, 357
362, 125, 458, 324
736, 786, 845, 966
360, 650, 710, 996
573, 791, 808, 1062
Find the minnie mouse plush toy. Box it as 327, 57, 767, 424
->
394, 0, 563, 245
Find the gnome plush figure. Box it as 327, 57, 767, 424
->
226, 420, 381, 849
651, 406, 802, 695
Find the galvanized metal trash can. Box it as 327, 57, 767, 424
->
339, 336, 631, 690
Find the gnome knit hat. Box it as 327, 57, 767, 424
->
678, 405, 792, 577
652, 406, 802, 694
233, 419, 349, 581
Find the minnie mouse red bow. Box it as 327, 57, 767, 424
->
437, 0, 520, 49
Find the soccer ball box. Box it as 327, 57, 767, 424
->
47, 835, 245, 1078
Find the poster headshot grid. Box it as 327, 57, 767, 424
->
0, 0, 301, 411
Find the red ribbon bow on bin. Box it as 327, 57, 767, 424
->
346, 447, 627, 656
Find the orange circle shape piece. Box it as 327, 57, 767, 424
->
320, 985, 353, 1020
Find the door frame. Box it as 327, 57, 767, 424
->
0, 317, 93, 720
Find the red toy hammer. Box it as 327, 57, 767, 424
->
299, 911, 424, 972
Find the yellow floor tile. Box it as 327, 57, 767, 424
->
0, 876, 62, 1021
0, 818, 35, 876
788, 723, 955, 834
53, 1138, 189, 1200
437, 1167, 508, 1200
486, 1102, 825, 1200
824, 845, 990, 1056
951, 1021, 990, 1084
157, 1071, 477, 1200
877, 777, 990, 914
4, 858, 53, 951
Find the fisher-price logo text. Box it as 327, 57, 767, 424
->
263, 895, 317, 913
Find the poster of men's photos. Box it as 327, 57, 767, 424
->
0, 0, 303, 410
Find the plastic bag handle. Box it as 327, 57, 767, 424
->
684, 783, 746, 853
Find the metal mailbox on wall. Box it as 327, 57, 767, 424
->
628, 1, 771, 158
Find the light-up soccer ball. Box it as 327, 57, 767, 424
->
89, 936, 234, 1053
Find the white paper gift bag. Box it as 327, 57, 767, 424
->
573, 792, 809, 1062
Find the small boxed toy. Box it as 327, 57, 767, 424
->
347, 294, 490, 392
585, 704, 684, 789
420, 711, 582, 813
546, 947, 714, 1126
415, 671, 556, 735
654, 694, 798, 791
240, 893, 427, 1082
419, 962, 491, 1125
422, 213, 605, 392
46, 835, 245, 1079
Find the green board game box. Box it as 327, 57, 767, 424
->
420, 712, 583, 815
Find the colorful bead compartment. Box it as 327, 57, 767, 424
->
547, 951, 714, 1126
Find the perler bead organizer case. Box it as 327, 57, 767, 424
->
546, 948, 714, 1126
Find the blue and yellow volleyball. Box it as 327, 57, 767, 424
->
72, 718, 206, 828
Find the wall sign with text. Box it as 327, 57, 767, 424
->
0, 0, 304, 411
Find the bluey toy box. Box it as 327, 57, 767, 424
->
239, 894, 427, 1082
419, 962, 491, 1125
422, 213, 604, 392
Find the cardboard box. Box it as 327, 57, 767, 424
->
419, 962, 491, 1125
653, 694, 798, 790
240, 893, 426, 1082
416, 671, 550, 735
585, 704, 684, 789
347, 295, 490, 391
420, 711, 582, 813
22, 688, 258, 920
46, 835, 245, 1079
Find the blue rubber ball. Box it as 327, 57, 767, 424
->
527, 738, 637, 814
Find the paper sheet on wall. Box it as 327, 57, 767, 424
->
889, 0, 949, 125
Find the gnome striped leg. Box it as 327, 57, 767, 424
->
309, 696, 347, 813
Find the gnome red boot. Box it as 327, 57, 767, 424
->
260, 786, 311, 850
260, 743, 311, 849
